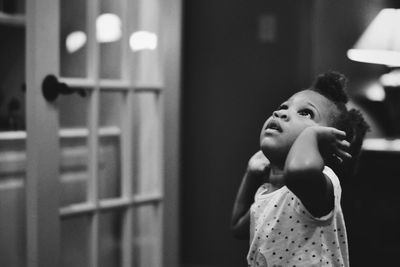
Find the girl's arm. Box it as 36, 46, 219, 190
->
231, 151, 269, 239
283, 126, 351, 217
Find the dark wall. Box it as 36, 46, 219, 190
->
180, 0, 394, 266
346, 150, 400, 266
181, 1, 312, 266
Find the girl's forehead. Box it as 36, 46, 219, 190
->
288, 90, 333, 109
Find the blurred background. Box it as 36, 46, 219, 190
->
181, 0, 400, 267
1, 0, 400, 266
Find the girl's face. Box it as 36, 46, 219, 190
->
260, 90, 337, 166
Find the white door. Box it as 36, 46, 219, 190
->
25, 0, 181, 267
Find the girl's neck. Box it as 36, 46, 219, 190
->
269, 165, 285, 188
270, 165, 284, 176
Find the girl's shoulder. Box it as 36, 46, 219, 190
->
254, 183, 287, 200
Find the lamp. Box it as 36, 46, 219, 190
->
347, 8, 400, 136
347, 8, 400, 67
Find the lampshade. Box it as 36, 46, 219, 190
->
347, 8, 400, 67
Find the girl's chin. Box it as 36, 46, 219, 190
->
260, 138, 277, 151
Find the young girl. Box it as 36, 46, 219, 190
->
231, 71, 369, 267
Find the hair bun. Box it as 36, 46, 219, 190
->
313, 71, 348, 103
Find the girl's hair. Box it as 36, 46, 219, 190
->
310, 71, 370, 179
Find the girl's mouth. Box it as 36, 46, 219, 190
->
266, 120, 282, 133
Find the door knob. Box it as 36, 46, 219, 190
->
42, 74, 86, 102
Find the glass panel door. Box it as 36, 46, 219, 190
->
58, 0, 164, 266
23, 0, 181, 265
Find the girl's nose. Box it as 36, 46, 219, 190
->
273, 110, 288, 120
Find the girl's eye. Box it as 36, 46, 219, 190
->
298, 109, 314, 118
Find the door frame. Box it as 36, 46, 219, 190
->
26, 0, 60, 266
159, 0, 182, 266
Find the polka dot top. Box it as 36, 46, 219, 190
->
247, 166, 349, 267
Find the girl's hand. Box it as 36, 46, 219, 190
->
247, 151, 270, 179
305, 126, 352, 164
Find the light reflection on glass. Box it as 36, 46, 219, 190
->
66, 31, 87, 53
65, 14, 159, 56
129, 31, 158, 51
96, 13, 122, 43
65, 13, 123, 54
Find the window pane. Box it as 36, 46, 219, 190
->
133, 204, 161, 267
0, 25, 25, 132
0, 0, 25, 14
0, 138, 26, 267
60, 0, 88, 78
0, 4, 26, 267
134, 92, 161, 194
60, 136, 89, 206
99, 92, 122, 199
99, 0, 123, 79
61, 216, 91, 267
131, 0, 162, 86
99, 210, 123, 267
59, 91, 90, 128
59, 93, 90, 207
